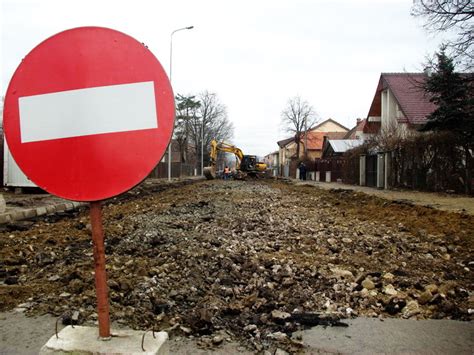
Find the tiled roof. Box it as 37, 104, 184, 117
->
363, 120, 381, 134
277, 137, 295, 148
346, 119, 380, 138
345, 119, 365, 139
278, 118, 350, 149
302, 131, 347, 150
367, 73, 437, 125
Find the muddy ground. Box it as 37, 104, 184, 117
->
0, 180, 473, 353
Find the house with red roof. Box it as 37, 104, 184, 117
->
301, 130, 348, 159
276, 118, 349, 177
367, 73, 436, 135
277, 118, 349, 163
345, 118, 380, 141
358, 73, 438, 188
313, 73, 438, 186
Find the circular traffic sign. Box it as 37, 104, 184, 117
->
3, 27, 174, 201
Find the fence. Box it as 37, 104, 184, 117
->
312, 132, 473, 194
148, 162, 196, 179
388, 132, 472, 194
314, 158, 345, 182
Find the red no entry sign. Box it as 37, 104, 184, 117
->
3, 27, 174, 201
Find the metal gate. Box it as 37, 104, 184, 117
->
366, 154, 377, 187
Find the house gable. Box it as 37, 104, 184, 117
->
367, 73, 436, 128
310, 118, 350, 133
277, 118, 350, 163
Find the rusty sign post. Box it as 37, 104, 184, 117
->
90, 201, 110, 339
3, 27, 175, 341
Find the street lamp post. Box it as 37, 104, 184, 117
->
168, 25, 194, 181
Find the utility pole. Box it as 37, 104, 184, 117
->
168, 25, 194, 181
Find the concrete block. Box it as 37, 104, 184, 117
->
46, 205, 56, 214
325, 171, 331, 182
55, 203, 67, 212
40, 326, 168, 355
0, 194, 6, 213
36, 206, 48, 216
23, 208, 37, 219
0, 214, 12, 224
10, 210, 25, 221
64, 202, 74, 211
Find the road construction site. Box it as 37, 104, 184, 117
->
0, 179, 473, 353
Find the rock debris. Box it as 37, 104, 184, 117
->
0, 180, 472, 353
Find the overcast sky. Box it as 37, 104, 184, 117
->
1, 0, 451, 157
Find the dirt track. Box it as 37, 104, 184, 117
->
0, 180, 473, 353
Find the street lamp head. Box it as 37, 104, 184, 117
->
186, 26, 194, 29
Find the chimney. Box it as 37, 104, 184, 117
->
356, 118, 361, 125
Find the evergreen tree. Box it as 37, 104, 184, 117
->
421, 47, 473, 193
175, 94, 201, 163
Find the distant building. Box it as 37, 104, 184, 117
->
276, 118, 349, 178
263, 151, 279, 176
277, 118, 349, 164
344, 118, 380, 141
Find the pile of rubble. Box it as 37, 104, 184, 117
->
0, 180, 472, 352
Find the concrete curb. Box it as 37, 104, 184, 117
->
0, 201, 86, 225
0, 177, 206, 225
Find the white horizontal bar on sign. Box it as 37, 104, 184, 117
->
19, 81, 158, 143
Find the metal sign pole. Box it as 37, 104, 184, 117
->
90, 201, 111, 339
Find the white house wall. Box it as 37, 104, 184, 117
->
279, 142, 296, 166
381, 89, 408, 136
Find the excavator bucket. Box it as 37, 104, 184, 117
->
203, 167, 216, 180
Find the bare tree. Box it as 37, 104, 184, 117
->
184, 91, 234, 170
199, 91, 234, 146
281, 96, 318, 159
411, 0, 474, 69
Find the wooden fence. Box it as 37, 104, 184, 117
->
315, 158, 345, 182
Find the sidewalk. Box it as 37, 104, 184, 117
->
298, 317, 474, 354
1, 311, 473, 354
0, 176, 205, 225
0, 192, 85, 225
296, 180, 474, 215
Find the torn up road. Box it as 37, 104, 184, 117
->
0, 180, 473, 353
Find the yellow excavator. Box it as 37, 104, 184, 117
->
203, 139, 267, 180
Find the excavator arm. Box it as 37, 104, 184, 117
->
205, 139, 244, 179
209, 140, 244, 164
204, 139, 267, 180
